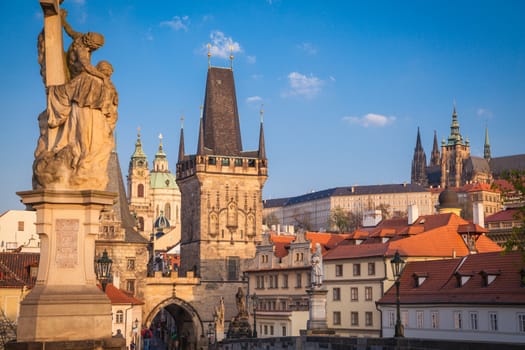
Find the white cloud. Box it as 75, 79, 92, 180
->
283, 72, 323, 98
342, 113, 396, 127
251, 74, 263, 80
204, 31, 242, 59
297, 42, 317, 55
247, 55, 257, 64
246, 96, 263, 104
477, 108, 493, 119
160, 15, 190, 31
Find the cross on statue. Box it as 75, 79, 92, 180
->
39, 0, 67, 86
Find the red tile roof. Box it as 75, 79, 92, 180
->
324, 242, 388, 260
485, 209, 519, 222
269, 232, 349, 258
0, 253, 39, 288
101, 283, 144, 305
459, 182, 499, 193
378, 251, 525, 305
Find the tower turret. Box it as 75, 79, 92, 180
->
430, 130, 440, 167
484, 127, 491, 161
411, 127, 428, 186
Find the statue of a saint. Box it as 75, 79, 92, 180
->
235, 287, 247, 317
213, 297, 225, 328
33, 1, 117, 191
311, 243, 323, 288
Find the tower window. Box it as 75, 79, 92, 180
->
227, 256, 240, 281
138, 184, 144, 198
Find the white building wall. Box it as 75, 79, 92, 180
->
0, 210, 38, 252
380, 305, 525, 343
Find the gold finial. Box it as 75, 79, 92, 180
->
199, 105, 204, 119
137, 126, 141, 138
260, 104, 264, 123
229, 45, 234, 70
207, 43, 212, 67
159, 133, 163, 141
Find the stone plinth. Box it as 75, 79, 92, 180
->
306, 287, 328, 330
6, 337, 125, 350
16, 190, 116, 343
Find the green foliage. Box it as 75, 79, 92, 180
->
496, 170, 525, 256
328, 207, 350, 233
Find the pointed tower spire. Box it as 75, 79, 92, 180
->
484, 126, 491, 161
258, 104, 266, 160
411, 127, 428, 186
129, 127, 148, 171
430, 130, 440, 166
153, 133, 168, 172
448, 104, 463, 145
178, 115, 185, 162
197, 105, 205, 155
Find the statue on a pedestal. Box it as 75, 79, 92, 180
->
311, 243, 323, 288
34, 0, 118, 191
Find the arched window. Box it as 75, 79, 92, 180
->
165, 203, 171, 220
116, 310, 124, 323
137, 184, 144, 198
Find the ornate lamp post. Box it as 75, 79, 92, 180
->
251, 293, 258, 338
390, 250, 406, 337
96, 249, 113, 292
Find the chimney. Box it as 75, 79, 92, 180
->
472, 202, 485, 228
363, 210, 382, 227
408, 204, 419, 225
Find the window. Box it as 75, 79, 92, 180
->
489, 312, 498, 331
270, 325, 274, 335
368, 262, 375, 275
333, 311, 341, 325
221, 158, 230, 166
282, 326, 287, 336
137, 184, 144, 198
518, 314, 525, 333
234, 158, 243, 166
416, 311, 424, 328
388, 311, 395, 328
469, 312, 478, 330
18, 221, 24, 231
431, 312, 440, 329
365, 286, 373, 301
227, 256, 240, 280
335, 264, 343, 277
280, 300, 287, 311
127, 258, 136, 271
263, 325, 268, 335
296, 273, 302, 288
208, 157, 216, 165
353, 263, 361, 276
333, 288, 341, 301
351, 287, 358, 301
256, 275, 265, 289
454, 311, 462, 329
126, 280, 135, 294
401, 311, 408, 328
365, 312, 373, 326
282, 274, 288, 288
351, 312, 359, 326
116, 310, 124, 323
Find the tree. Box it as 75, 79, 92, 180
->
263, 213, 280, 228
495, 170, 525, 257
348, 210, 363, 232
328, 207, 350, 233
375, 203, 392, 220
292, 210, 312, 231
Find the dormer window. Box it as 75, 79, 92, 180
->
454, 272, 473, 287
412, 272, 428, 287
480, 270, 500, 287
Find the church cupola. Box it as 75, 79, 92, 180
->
153, 134, 169, 173
129, 129, 148, 171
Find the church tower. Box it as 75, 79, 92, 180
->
127, 130, 152, 232
440, 106, 471, 188
176, 66, 268, 281
484, 127, 491, 161
411, 127, 428, 186
430, 130, 440, 167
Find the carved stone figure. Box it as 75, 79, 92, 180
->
33, 1, 117, 191
311, 243, 323, 287
213, 297, 225, 328
235, 287, 247, 317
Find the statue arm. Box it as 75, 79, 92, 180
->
61, 9, 82, 40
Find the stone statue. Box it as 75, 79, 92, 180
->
311, 243, 323, 287
33, 1, 117, 191
213, 297, 225, 328
235, 287, 247, 317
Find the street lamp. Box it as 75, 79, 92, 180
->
96, 249, 113, 292
390, 250, 406, 338
251, 293, 258, 338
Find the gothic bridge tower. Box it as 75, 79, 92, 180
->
176, 65, 268, 283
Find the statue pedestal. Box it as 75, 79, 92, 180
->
15, 190, 116, 343
306, 287, 328, 331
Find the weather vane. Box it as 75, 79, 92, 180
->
230, 45, 234, 70
207, 43, 212, 67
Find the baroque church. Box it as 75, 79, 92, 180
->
411, 106, 525, 189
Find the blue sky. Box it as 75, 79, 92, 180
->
1, 0, 524, 213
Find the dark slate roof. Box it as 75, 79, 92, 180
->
201, 67, 243, 156
106, 151, 149, 244
464, 156, 491, 173
263, 197, 291, 208
0, 253, 39, 288
490, 154, 525, 177
280, 184, 428, 206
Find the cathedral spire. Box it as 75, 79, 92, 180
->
197, 105, 205, 155
129, 128, 148, 171
430, 130, 440, 166
484, 126, 491, 161
258, 105, 266, 160
178, 115, 185, 162
448, 105, 463, 145
411, 127, 428, 187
